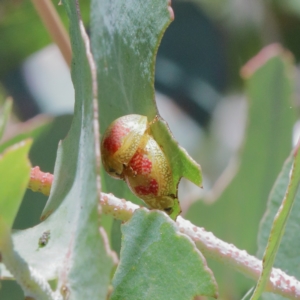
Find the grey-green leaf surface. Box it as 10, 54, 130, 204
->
1, 1, 114, 299
90, 0, 202, 215
0, 98, 12, 142
251, 144, 300, 300
186, 44, 296, 298
257, 153, 300, 300
0, 140, 31, 229
111, 209, 218, 300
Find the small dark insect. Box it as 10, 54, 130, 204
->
38, 230, 51, 247
60, 285, 70, 298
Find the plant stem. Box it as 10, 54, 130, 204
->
28, 167, 300, 299
29, 166, 54, 196
31, 0, 72, 66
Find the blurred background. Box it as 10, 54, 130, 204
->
0, 0, 300, 298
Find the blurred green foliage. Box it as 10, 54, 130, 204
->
0, 0, 90, 78
186, 47, 296, 298
1, 0, 300, 299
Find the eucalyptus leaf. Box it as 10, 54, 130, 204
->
0, 140, 31, 229
257, 151, 300, 300
0, 115, 52, 154
186, 44, 296, 298
91, 0, 202, 219
252, 144, 300, 299
1, 1, 114, 299
111, 209, 218, 300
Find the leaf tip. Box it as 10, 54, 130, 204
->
240, 43, 289, 79
168, 0, 174, 21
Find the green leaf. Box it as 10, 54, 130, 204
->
1, 1, 114, 298
152, 119, 202, 187
0, 140, 31, 229
186, 44, 296, 297
252, 142, 300, 299
9, 115, 72, 231
111, 219, 122, 256
91, 0, 202, 218
91, 0, 171, 122
0, 98, 12, 142
257, 151, 300, 300
111, 209, 218, 300
0, 115, 53, 154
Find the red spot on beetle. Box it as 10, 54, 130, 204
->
135, 178, 158, 196
128, 150, 152, 175
103, 121, 130, 154
101, 114, 178, 217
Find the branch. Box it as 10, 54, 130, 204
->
100, 192, 300, 300
29, 166, 54, 196
31, 0, 72, 67
28, 168, 300, 298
